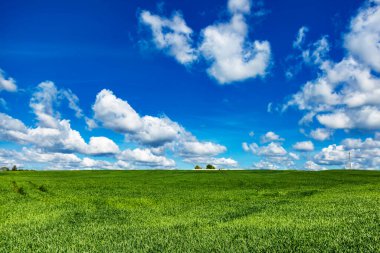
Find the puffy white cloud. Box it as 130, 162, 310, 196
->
257, 142, 287, 156
140, 11, 197, 64
118, 148, 175, 168
180, 141, 226, 157
0, 69, 17, 92
93, 89, 142, 133
1, 82, 233, 170
183, 156, 238, 168
128, 116, 183, 146
200, 13, 271, 84
304, 161, 326, 171
314, 144, 347, 166
293, 141, 314, 152
0, 148, 130, 170
286, 1, 380, 132
261, 131, 283, 143
310, 128, 332, 141
91, 89, 229, 166
252, 160, 279, 170
140, 0, 271, 84
88, 137, 119, 155
92, 89, 184, 147
243, 141, 288, 157
228, 0, 251, 14
344, 0, 380, 72
0, 83, 121, 157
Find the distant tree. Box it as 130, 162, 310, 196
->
206, 164, 216, 170
0, 167, 9, 171
11, 165, 17, 171
194, 165, 202, 170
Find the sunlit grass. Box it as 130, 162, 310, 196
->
0, 170, 379, 252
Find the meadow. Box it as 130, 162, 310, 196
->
0, 170, 379, 252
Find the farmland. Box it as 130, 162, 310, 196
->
0, 170, 379, 252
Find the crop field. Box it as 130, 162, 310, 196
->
0, 170, 379, 252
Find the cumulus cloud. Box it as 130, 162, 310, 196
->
92, 89, 184, 147
0, 148, 131, 170
312, 134, 380, 169
261, 131, 283, 143
199, 1, 271, 84
0, 82, 120, 157
286, 0, 380, 133
139, 0, 271, 84
179, 141, 226, 157
293, 141, 314, 152
1, 79, 233, 170
118, 148, 175, 168
0, 69, 17, 92
310, 128, 332, 141
304, 161, 326, 171
313, 144, 348, 166
183, 156, 238, 168
344, 0, 380, 72
140, 11, 197, 64
90, 89, 230, 166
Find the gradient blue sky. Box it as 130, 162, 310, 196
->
1, 0, 380, 170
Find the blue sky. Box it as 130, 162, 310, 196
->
1, 0, 380, 170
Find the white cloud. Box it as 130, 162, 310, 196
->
60, 89, 83, 118
313, 144, 347, 166
0, 69, 17, 92
180, 141, 226, 157
0, 147, 130, 170
242, 142, 258, 153
249, 131, 255, 137
183, 156, 238, 168
1, 82, 234, 170
93, 89, 142, 133
118, 148, 175, 168
261, 131, 283, 143
257, 142, 287, 156
140, 0, 271, 84
92, 89, 184, 147
140, 11, 197, 64
344, 0, 380, 72
310, 128, 332, 141
293, 141, 314, 152
252, 160, 279, 170
228, 0, 251, 14
200, 13, 271, 84
0, 83, 121, 156
286, 1, 380, 132
304, 161, 326, 171
88, 137, 119, 155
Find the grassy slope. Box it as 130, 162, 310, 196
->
0, 170, 379, 252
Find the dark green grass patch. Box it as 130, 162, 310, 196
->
0, 170, 379, 252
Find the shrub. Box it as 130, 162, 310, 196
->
206, 164, 216, 170
194, 165, 202, 170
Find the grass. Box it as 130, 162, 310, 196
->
0, 170, 379, 252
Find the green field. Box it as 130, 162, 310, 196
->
0, 170, 379, 252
